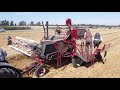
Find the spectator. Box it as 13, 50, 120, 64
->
7, 36, 12, 45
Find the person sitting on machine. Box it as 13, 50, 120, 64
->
93, 32, 103, 48
55, 18, 72, 39
55, 26, 62, 36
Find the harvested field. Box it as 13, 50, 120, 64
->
0, 26, 120, 78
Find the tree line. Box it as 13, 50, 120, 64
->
0, 20, 41, 26
0, 20, 120, 27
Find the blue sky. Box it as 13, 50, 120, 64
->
0, 12, 120, 25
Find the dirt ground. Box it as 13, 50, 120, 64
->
0, 26, 120, 78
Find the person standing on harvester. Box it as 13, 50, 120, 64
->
84, 29, 93, 54
93, 32, 103, 48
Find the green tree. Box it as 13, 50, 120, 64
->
10, 21, 14, 26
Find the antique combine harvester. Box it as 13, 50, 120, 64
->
9, 19, 110, 77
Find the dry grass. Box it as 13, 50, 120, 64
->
0, 26, 120, 78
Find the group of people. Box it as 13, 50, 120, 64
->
84, 29, 103, 49
64, 18, 103, 49
66, 18, 103, 48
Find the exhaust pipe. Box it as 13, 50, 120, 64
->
46, 21, 48, 39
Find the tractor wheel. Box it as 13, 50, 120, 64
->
95, 52, 102, 60
35, 65, 46, 77
72, 57, 83, 68
0, 67, 21, 78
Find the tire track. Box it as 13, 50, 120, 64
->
94, 35, 120, 77
102, 36, 120, 45
102, 31, 120, 36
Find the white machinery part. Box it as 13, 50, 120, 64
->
9, 45, 32, 56
16, 37, 35, 43
9, 37, 36, 57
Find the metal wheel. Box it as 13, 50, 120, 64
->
72, 57, 83, 68
35, 65, 46, 77
0, 67, 21, 78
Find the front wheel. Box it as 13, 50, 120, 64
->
72, 57, 83, 68
35, 65, 46, 77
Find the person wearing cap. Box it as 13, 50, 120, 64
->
93, 32, 103, 48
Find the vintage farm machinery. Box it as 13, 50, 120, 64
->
9, 19, 110, 77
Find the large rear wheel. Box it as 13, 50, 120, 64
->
0, 67, 21, 78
